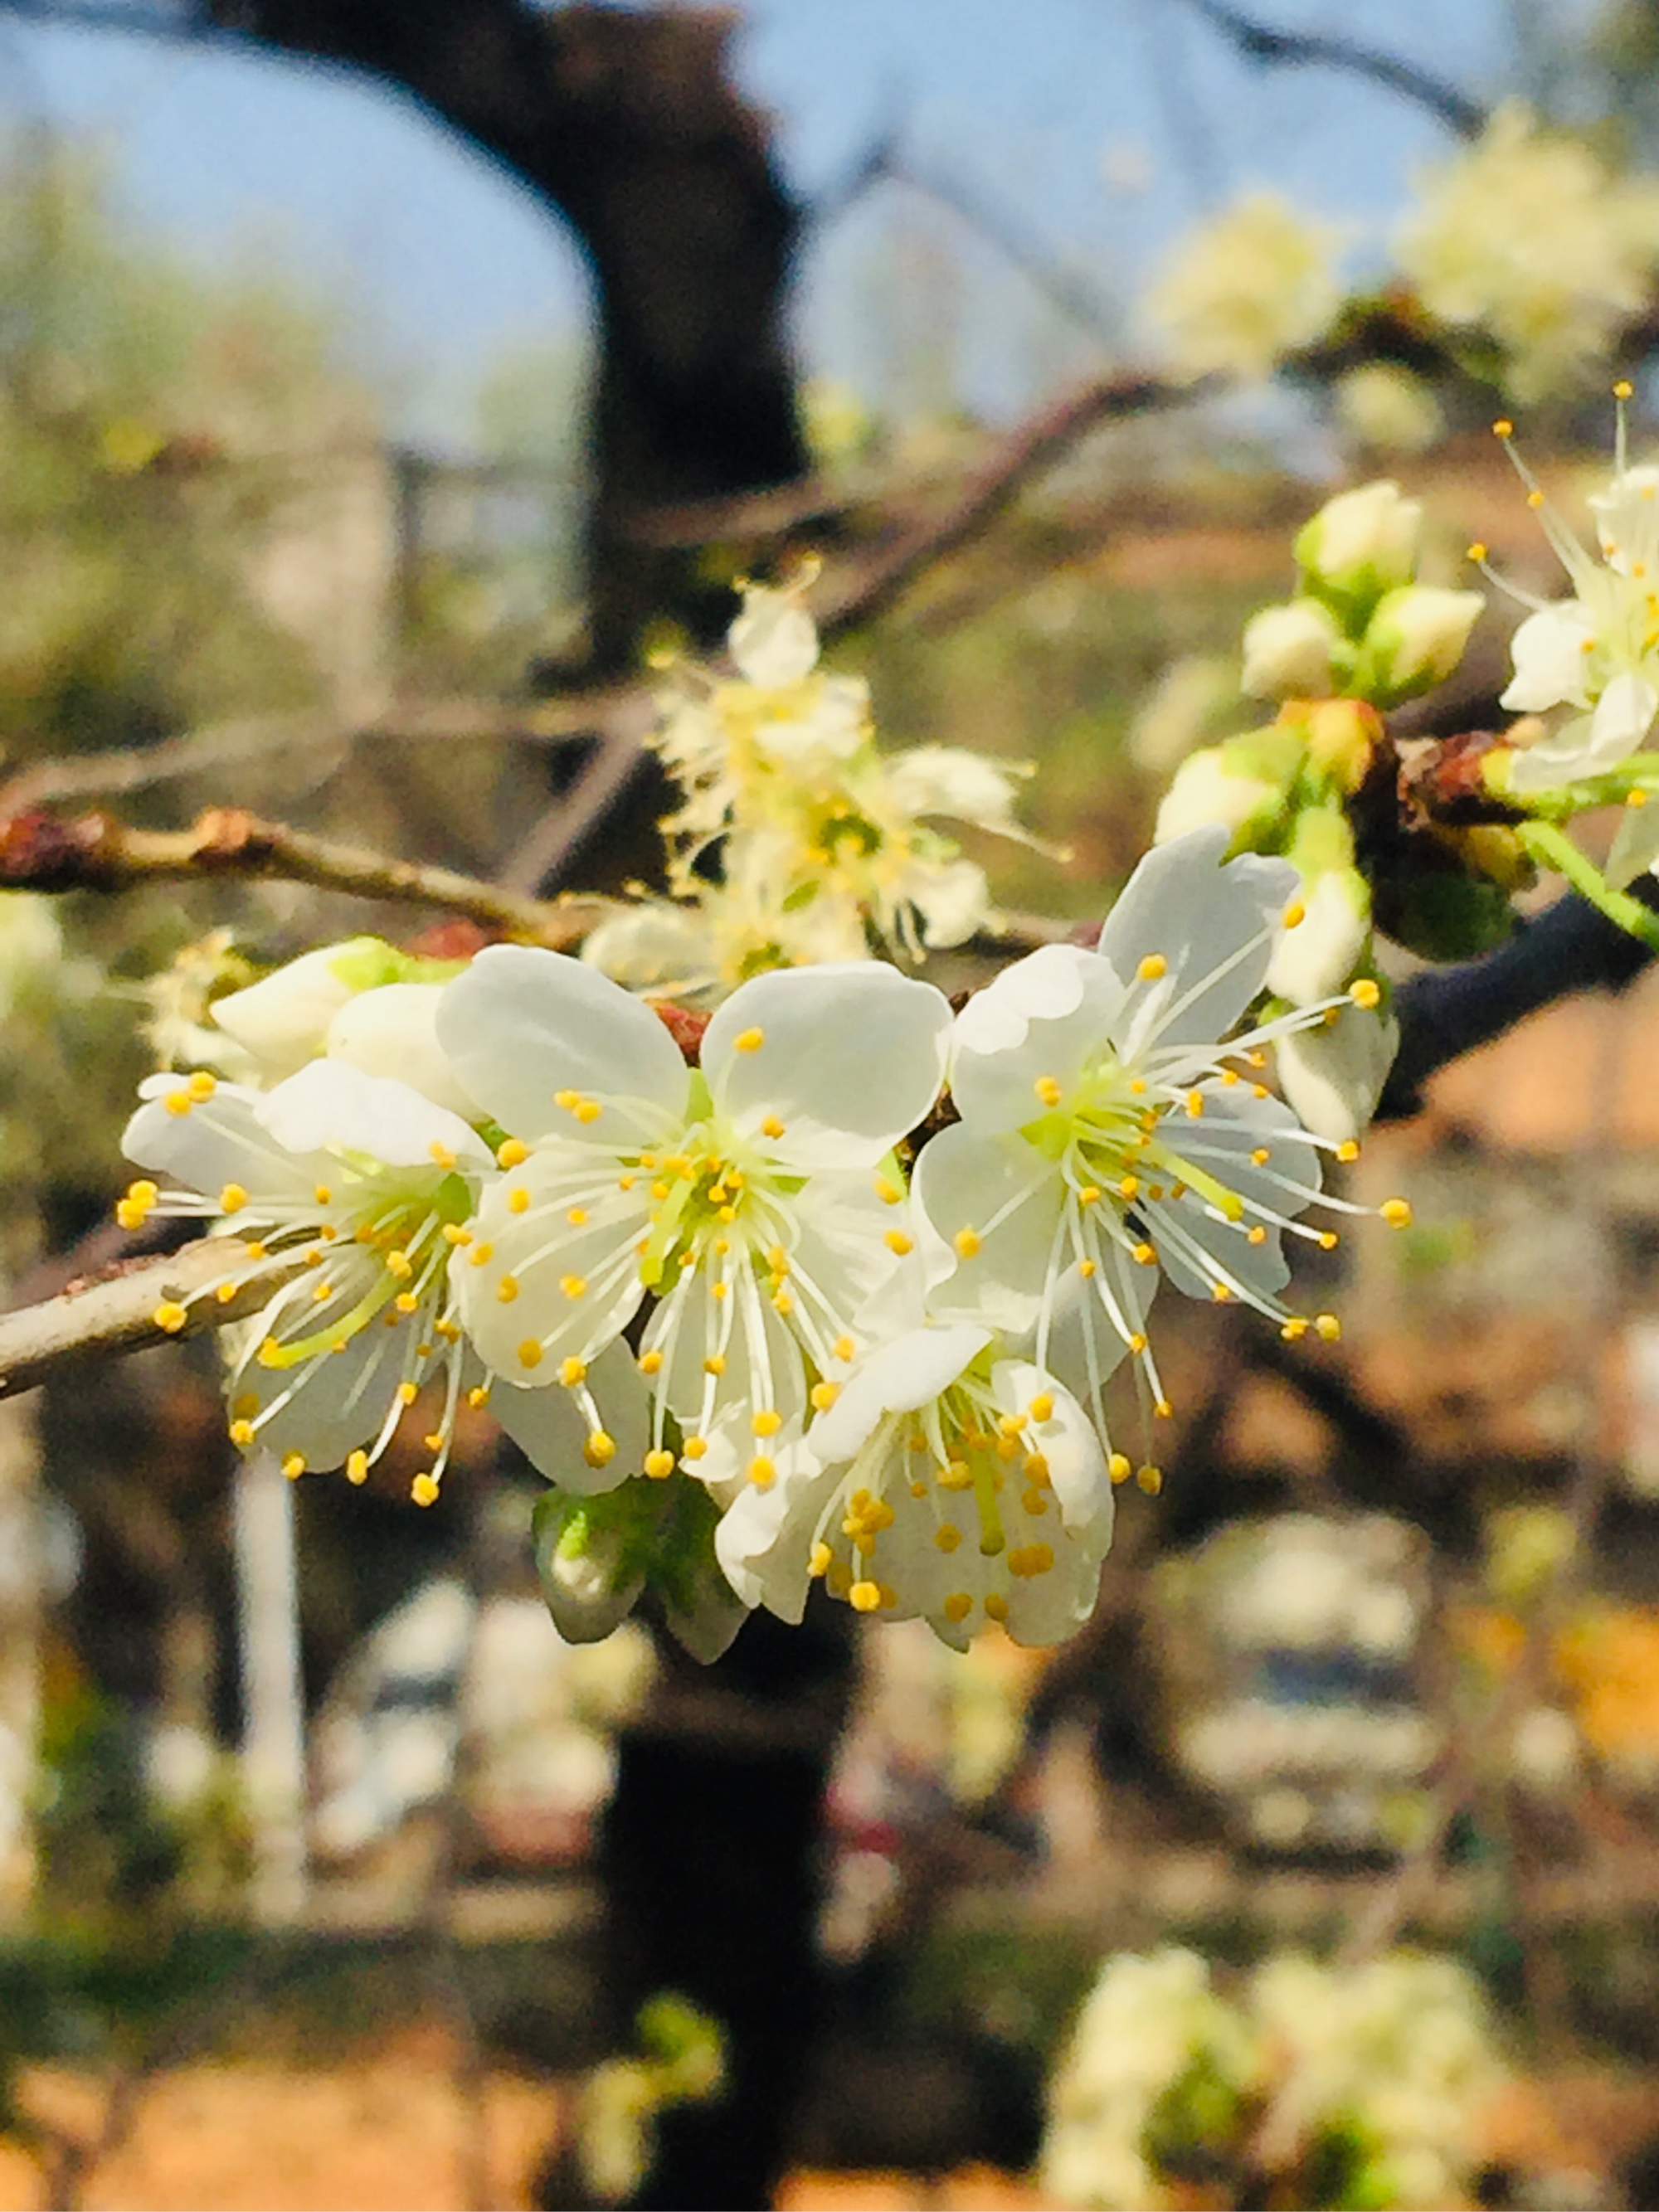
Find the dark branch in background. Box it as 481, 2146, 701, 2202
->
1174, 0, 1489, 139
1379, 887, 1657, 1120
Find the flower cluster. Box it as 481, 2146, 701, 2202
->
117, 824, 1408, 1659
581, 576, 1046, 994
1397, 102, 1659, 404
1146, 192, 1342, 382
1042, 1944, 1509, 2211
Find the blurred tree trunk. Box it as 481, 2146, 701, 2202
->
201, 0, 810, 671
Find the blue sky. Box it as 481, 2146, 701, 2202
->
0, 0, 1519, 435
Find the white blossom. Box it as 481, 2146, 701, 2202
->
1240, 599, 1345, 701
436, 948, 951, 1477
1146, 193, 1341, 381
716, 1322, 1114, 1648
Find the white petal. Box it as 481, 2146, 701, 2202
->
225, 1300, 413, 1472
912, 1125, 1064, 1333
1608, 797, 1659, 887
1275, 1009, 1399, 1144
326, 984, 481, 1121
990, 1359, 1112, 1537
255, 1059, 489, 1169
728, 586, 820, 687
950, 946, 1126, 1135
703, 963, 951, 1169
1097, 829, 1297, 1051
124, 1082, 321, 1201
1500, 603, 1595, 713
809, 1323, 993, 1464
492, 1341, 645, 1494
714, 1448, 821, 1623
451, 1156, 649, 1378
883, 746, 1022, 830
436, 946, 688, 1146
210, 941, 383, 1082
1262, 870, 1369, 1004
909, 856, 993, 949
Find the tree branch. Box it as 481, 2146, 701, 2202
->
0, 805, 606, 945
0, 1237, 310, 1401
1175, 0, 1488, 139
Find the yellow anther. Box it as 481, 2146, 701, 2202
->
428, 1142, 456, 1170
618, 1174, 636, 1192
422, 1430, 445, 1454
584, 1431, 616, 1468
645, 1448, 676, 1480
752, 1409, 782, 1437
1077, 1185, 1101, 1209
703, 1354, 727, 1377
1318, 1230, 1340, 1251
467, 1385, 489, 1409
575, 1099, 601, 1125
939, 1458, 972, 1490
849, 1579, 882, 1612
281, 1452, 306, 1480
312, 1278, 337, 1305
1137, 953, 1168, 981
496, 1276, 520, 1304
984, 1593, 1010, 1624
1349, 978, 1381, 1010
346, 1451, 369, 1485
810, 1382, 839, 1412
163, 1089, 193, 1116
1029, 1392, 1054, 1423
153, 1301, 188, 1334
1132, 1242, 1156, 1266
1248, 1225, 1267, 1246
398, 1381, 420, 1405
554, 1089, 577, 1111
1186, 1090, 1204, 1117
885, 1228, 914, 1257
954, 1227, 982, 1258
809, 1542, 833, 1578
719, 1205, 738, 1224
560, 1274, 587, 1300
650, 1181, 671, 1202
411, 1473, 440, 1507
1109, 1453, 1131, 1484
639, 1349, 663, 1376
1136, 1464, 1163, 1496
773, 1288, 795, 1315
311, 1184, 331, 1206
748, 1456, 776, 1489
507, 1188, 531, 1214
304, 1247, 326, 1269
469, 1241, 494, 1266
387, 1249, 414, 1279
185, 1071, 216, 1101
761, 1115, 785, 1140
1126, 1332, 1147, 1356
256, 1337, 282, 1367
1281, 1316, 1309, 1342
711, 1281, 729, 1303
1129, 1078, 1147, 1095
1024, 1451, 1050, 1483
444, 1223, 472, 1246
834, 1335, 856, 1362
1282, 901, 1306, 930
1467, 540, 1488, 563
518, 1340, 543, 1370
1336, 1139, 1360, 1163
1034, 1075, 1063, 1108
1631, 790, 1650, 809
734, 1026, 765, 1053
229, 1419, 255, 1446
214, 1181, 249, 1218
874, 1178, 901, 1206
215, 1281, 238, 1305
1078, 1257, 1097, 1278
1616, 379, 1635, 400
943, 1592, 972, 1624
1314, 1313, 1342, 1343
1493, 418, 1513, 438
435, 1319, 461, 1343
935, 1524, 961, 1553
682, 1436, 708, 1463
1382, 1198, 1413, 1228
551, 1359, 584, 1392
497, 1137, 528, 1169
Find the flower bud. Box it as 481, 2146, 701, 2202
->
326, 982, 479, 1121
728, 582, 820, 688
1297, 698, 1382, 795
211, 937, 403, 1082
1355, 585, 1483, 706
533, 1499, 645, 1646
1153, 740, 1288, 848
1241, 598, 1348, 701
1265, 858, 1370, 1005
1276, 1004, 1399, 1143
1295, 480, 1422, 615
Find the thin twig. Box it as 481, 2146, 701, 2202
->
0, 805, 607, 945
1175, 0, 1487, 139
0, 1237, 310, 1402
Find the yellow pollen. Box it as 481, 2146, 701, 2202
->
518, 1340, 543, 1369
1137, 953, 1167, 980
809, 1543, 833, 1578
618, 1174, 636, 1192
1117, 1174, 1138, 1199
347, 1451, 368, 1485
1282, 901, 1306, 930
1336, 1139, 1360, 1162
773, 1288, 795, 1315
429, 1142, 455, 1169
810, 1382, 839, 1412
639, 1349, 663, 1375
1186, 1090, 1204, 1117
216, 1282, 238, 1305
1078, 1186, 1101, 1208
1248, 1225, 1267, 1246
444, 1224, 471, 1246
718, 1205, 738, 1224
575, 1101, 601, 1125
1034, 1075, 1063, 1107
584, 1431, 616, 1468
560, 1274, 587, 1300
469, 1242, 494, 1266
874, 1177, 901, 1206
1318, 1231, 1339, 1251
645, 1449, 676, 1480
734, 1026, 765, 1053
304, 1248, 325, 1269
163, 1089, 192, 1116
1109, 1454, 1131, 1484
496, 1276, 519, 1304
187, 1071, 216, 1101
467, 1385, 489, 1408
748, 1456, 776, 1488
1467, 540, 1488, 562
217, 1182, 248, 1215
1029, 1393, 1054, 1422
229, 1419, 255, 1446
1024, 1452, 1049, 1483
761, 1116, 785, 1140
508, 1189, 531, 1214
752, 1409, 782, 1437
435, 1320, 461, 1342
954, 1228, 981, 1257
387, 1250, 413, 1278
1136, 1465, 1163, 1496
398, 1381, 419, 1405
984, 1593, 1010, 1624
282, 1453, 306, 1480
1078, 1258, 1097, 1278
422, 1430, 445, 1453
845, 1579, 880, 1613
1616, 379, 1635, 399
1251, 1147, 1271, 1167
935, 1524, 961, 1553
1127, 1332, 1147, 1355
257, 1338, 282, 1367
703, 1354, 727, 1377
942, 1592, 972, 1624
497, 1138, 528, 1168
682, 1437, 708, 1462
1349, 978, 1382, 1010
1493, 418, 1513, 437
313, 1184, 331, 1205
711, 1281, 730, 1303
1315, 1313, 1342, 1343
554, 1090, 577, 1112
153, 1301, 188, 1334
651, 1182, 671, 1203
885, 1228, 913, 1256
1630, 790, 1650, 809
1382, 1198, 1413, 1228
411, 1473, 440, 1507
1132, 1242, 1155, 1266
1130, 1078, 1147, 1095
1281, 1317, 1309, 1341
834, 1335, 856, 1362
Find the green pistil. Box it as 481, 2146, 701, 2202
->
1140, 1140, 1243, 1223
971, 1446, 1005, 1558
259, 1268, 403, 1369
